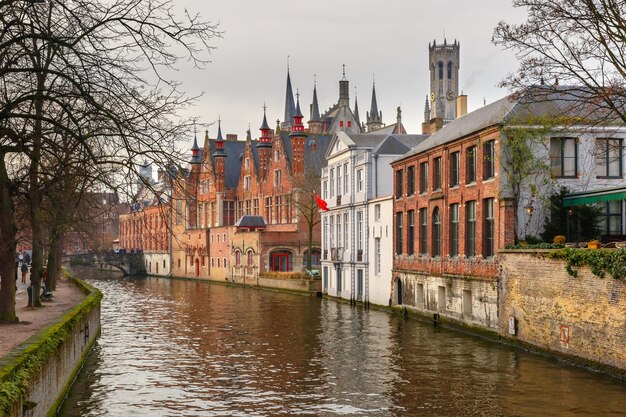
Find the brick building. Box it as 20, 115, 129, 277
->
391, 90, 626, 328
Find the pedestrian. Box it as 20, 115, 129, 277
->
24, 252, 31, 265
21, 262, 28, 283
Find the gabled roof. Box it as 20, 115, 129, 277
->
397, 88, 626, 163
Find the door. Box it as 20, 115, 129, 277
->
195, 259, 200, 277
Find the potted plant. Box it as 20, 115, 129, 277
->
587, 239, 601, 249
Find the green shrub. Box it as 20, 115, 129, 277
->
546, 248, 626, 279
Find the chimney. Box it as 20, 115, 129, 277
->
456, 94, 468, 118
226, 134, 238, 141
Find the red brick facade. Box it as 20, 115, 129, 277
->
392, 125, 515, 278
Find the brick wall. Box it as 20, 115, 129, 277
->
499, 251, 626, 373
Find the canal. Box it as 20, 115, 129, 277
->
59, 271, 626, 416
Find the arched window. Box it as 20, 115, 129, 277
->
217, 258, 221, 267
235, 250, 241, 266
247, 250, 254, 266
270, 250, 293, 272
303, 249, 321, 267
447, 61, 452, 79
223, 258, 227, 268
432, 207, 441, 257
438, 61, 444, 79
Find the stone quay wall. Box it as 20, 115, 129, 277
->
499, 251, 626, 376
0, 277, 102, 417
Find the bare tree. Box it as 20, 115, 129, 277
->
493, 0, 626, 123
292, 166, 322, 271
0, 0, 220, 320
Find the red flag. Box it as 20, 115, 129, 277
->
314, 192, 329, 211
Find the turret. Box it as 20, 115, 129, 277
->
212, 118, 227, 192
290, 92, 307, 176
257, 105, 272, 179
338, 64, 349, 108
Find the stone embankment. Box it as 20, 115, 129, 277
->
0, 275, 101, 417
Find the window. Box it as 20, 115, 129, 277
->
483, 140, 495, 179
450, 152, 459, 187
340, 121, 344, 127
395, 170, 404, 198
600, 201, 623, 236
275, 196, 282, 223
323, 181, 328, 199
337, 214, 342, 248
223, 258, 227, 268
550, 138, 577, 177
330, 169, 335, 197
247, 250, 254, 266
274, 170, 282, 187
217, 258, 220, 268
253, 199, 259, 215
438, 61, 444, 79
176, 200, 182, 225
343, 213, 349, 250
466, 146, 476, 184
348, 121, 352, 128
450, 203, 459, 257
323, 217, 328, 252
244, 176, 251, 191
447, 61, 452, 79
330, 216, 334, 247
419, 208, 427, 255
357, 169, 363, 192
432, 207, 441, 257
375, 238, 381, 275
357, 211, 363, 253
235, 250, 241, 266
433, 157, 442, 190
408, 210, 415, 254
419, 162, 428, 193
483, 198, 494, 257
596, 138, 622, 178
395, 212, 403, 255
375, 204, 381, 221
344, 164, 349, 194
337, 168, 342, 196
223, 201, 235, 226
274, 150, 280, 162
407, 166, 415, 195
466, 201, 476, 257
245, 157, 249, 169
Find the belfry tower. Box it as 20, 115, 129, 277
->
428, 39, 460, 122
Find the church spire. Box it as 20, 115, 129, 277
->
353, 87, 361, 129
190, 128, 200, 164
366, 78, 383, 131
282, 60, 296, 130
258, 104, 272, 148
310, 77, 321, 122
424, 95, 431, 122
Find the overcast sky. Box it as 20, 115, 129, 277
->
175, 0, 528, 146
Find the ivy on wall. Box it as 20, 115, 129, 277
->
546, 248, 626, 279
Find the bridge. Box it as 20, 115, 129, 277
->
66, 252, 147, 276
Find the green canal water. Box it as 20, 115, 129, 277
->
58, 271, 626, 416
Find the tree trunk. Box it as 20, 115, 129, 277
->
46, 230, 62, 290
0, 155, 18, 321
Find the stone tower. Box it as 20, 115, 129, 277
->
428, 39, 460, 122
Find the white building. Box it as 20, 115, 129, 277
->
320, 131, 427, 305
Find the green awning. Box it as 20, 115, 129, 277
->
563, 188, 626, 207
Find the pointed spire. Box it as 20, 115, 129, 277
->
213, 117, 226, 158
424, 95, 430, 122
258, 104, 272, 148
291, 91, 306, 136
338, 64, 349, 107
190, 127, 200, 164
283, 63, 296, 129
354, 86, 361, 128
310, 76, 321, 121
369, 79, 379, 119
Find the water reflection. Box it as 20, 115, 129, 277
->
59, 270, 626, 416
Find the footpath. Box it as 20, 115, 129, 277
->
0, 275, 85, 358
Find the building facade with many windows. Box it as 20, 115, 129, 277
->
391, 91, 626, 329
320, 132, 427, 305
